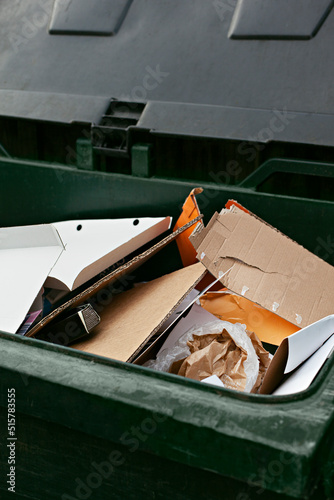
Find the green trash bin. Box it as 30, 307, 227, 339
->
0, 2, 334, 499
1, 158, 334, 500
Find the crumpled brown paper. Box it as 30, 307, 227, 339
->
170, 328, 271, 393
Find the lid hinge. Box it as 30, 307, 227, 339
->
91, 100, 146, 160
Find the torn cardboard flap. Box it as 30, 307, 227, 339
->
72, 262, 206, 362
190, 205, 334, 329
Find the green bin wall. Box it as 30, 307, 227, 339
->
0, 156, 333, 500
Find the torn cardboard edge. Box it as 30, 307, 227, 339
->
176, 187, 203, 221
190, 203, 334, 329
27, 215, 203, 338
133, 275, 220, 365
127, 264, 207, 362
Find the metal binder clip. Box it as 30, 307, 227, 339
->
34, 304, 100, 347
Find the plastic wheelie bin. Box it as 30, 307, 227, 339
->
0, 1, 334, 499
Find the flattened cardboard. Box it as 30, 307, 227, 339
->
72, 262, 206, 362
190, 205, 334, 329
133, 279, 221, 366
47, 216, 172, 291
27, 216, 202, 338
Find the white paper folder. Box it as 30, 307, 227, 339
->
0, 216, 171, 334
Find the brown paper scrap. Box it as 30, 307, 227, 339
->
171, 328, 271, 393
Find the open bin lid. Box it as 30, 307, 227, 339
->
0, 0, 334, 147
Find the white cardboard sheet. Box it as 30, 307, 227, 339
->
274, 334, 334, 395
285, 314, 334, 373
48, 217, 171, 290
0, 216, 171, 334
201, 374, 225, 388
0, 225, 64, 334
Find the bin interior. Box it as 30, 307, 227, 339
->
1, 1, 334, 499
1, 157, 334, 500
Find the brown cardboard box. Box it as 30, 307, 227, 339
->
190, 204, 334, 330
73, 262, 206, 362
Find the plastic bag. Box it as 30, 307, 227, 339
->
146, 320, 262, 393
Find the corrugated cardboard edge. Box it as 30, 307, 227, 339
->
189, 212, 220, 250
225, 199, 249, 214
127, 264, 207, 362
133, 270, 214, 366
177, 187, 203, 220
27, 215, 203, 338
259, 340, 289, 394
191, 200, 308, 254
223, 203, 304, 249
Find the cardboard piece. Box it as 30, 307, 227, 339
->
172, 188, 222, 291
0, 216, 171, 334
72, 262, 206, 362
273, 334, 334, 396
260, 314, 334, 394
47, 216, 172, 291
190, 204, 334, 329
173, 188, 203, 267
132, 279, 222, 366
28, 216, 203, 338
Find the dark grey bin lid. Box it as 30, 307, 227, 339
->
1, 0, 334, 145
